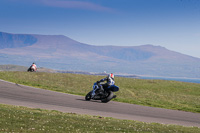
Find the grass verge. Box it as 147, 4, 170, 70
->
0, 71, 199, 113
0, 104, 199, 133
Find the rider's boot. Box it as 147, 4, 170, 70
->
113, 95, 117, 98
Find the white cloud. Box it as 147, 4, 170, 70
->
6, 0, 113, 12
40, 0, 113, 12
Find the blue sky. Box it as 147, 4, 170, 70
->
1, 0, 200, 58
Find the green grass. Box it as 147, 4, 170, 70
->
0, 71, 200, 113
0, 104, 199, 133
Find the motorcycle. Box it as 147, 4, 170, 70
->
85, 82, 119, 103
27, 66, 36, 72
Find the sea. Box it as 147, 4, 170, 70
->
140, 76, 200, 84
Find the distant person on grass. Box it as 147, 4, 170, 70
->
27, 62, 37, 72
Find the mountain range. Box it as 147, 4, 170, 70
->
0, 31, 200, 78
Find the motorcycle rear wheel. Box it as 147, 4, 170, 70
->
101, 91, 114, 103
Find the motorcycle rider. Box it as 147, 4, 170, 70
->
29, 62, 37, 72
93, 73, 115, 96
98, 73, 115, 90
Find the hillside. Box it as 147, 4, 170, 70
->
0, 64, 59, 73
0, 31, 200, 78
0, 64, 27, 71
0, 32, 37, 49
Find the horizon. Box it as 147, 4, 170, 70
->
0, 0, 200, 58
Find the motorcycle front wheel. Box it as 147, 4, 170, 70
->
85, 91, 92, 101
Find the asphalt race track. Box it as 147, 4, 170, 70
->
0, 79, 200, 127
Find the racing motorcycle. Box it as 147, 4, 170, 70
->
27, 66, 36, 72
85, 82, 119, 103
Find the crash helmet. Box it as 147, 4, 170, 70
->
108, 73, 114, 79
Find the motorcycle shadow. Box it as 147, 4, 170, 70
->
76, 99, 103, 103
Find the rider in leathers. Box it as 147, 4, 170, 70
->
97, 73, 115, 93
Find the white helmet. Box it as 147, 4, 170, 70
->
108, 73, 114, 79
